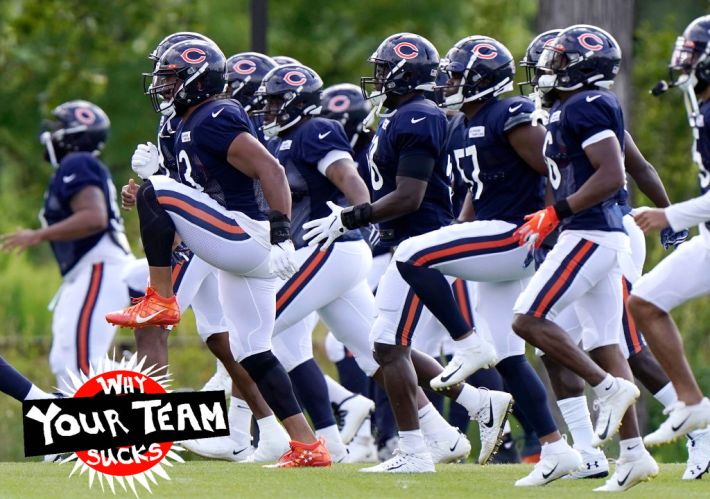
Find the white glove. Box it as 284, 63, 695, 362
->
131, 142, 160, 180
269, 240, 298, 280
302, 201, 347, 250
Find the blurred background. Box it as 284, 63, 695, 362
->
0, 0, 708, 462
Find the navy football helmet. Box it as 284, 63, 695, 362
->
439, 36, 515, 109
226, 52, 278, 113
148, 32, 214, 62
360, 32, 439, 107
321, 83, 372, 147
40, 100, 110, 167
536, 24, 621, 94
144, 39, 227, 115
520, 29, 561, 90
273, 55, 302, 66
256, 64, 323, 137
669, 15, 710, 91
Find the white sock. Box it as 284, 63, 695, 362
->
541, 437, 567, 455
592, 374, 616, 398
418, 402, 453, 439
228, 397, 253, 441
399, 429, 427, 454
24, 385, 50, 400
453, 331, 484, 350
455, 384, 483, 417
324, 375, 354, 406
356, 416, 372, 439
257, 415, 285, 437
619, 437, 644, 459
557, 396, 595, 453
652, 382, 677, 408
316, 424, 346, 456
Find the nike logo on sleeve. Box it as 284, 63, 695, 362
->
318, 131, 332, 140
62, 174, 77, 183
212, 108, 225, 118
508, 103, 523, 113
410, 117, 426, 124
586, 95, 601, 103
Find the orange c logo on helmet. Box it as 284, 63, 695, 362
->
578, 33, 604, 51
74, 107, 96, 125
472, 43, 498, 60
327, 95, 351, 113
233, 59, 257, 75
180, 47, 207, 64
394, 42, 419, 59
283, 70, 307, 86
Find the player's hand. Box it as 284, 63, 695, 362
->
131, 142, 159, 180
0, 229, 43, 254
660, 227, 688, 250
269, 240, 298, 280
633, 206, 670, 233
121, 178, 138, 210
302, 201, 347, 250
513, 206, 560, 249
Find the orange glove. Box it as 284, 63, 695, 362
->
513, 206, 560, 249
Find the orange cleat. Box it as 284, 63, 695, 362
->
264, 437, 332, 468
521, 452, 541, 464
106, 287, 180, 328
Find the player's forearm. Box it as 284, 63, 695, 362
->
37, 210, 108, 242
332, 168, 370, 206
457, 191, 475, 222
370, 179, 426, 223
628, 163, 671, 208
665, 191, 710, 231
259, 166, 292, 219
566, 167, 625, 214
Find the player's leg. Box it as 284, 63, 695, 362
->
629, 236, 710, 444
0, 354, 49, 401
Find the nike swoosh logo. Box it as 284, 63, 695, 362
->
484, 398, 495, 428
626, 444, 640, 451
508, 104, 523, 113
586, 95, 601, 103
318, 131, 332, 140
232, 447, 250, 456
617, 466, 634, 486
449, 435, 460, 452
671, 415, 691, 432
439, 364, 462, 383
542, 463, 558, 479
597, 413, 612, 441
410, 117, 426, 124
212, 108, 225, 118
62, 174, 76, 183
135, 311, 162, 324
605, 382, 614, 391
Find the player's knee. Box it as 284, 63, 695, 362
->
392, 238, 417, 263
373, 342, 407, 366
627, 295, 664, 321
240, 350, 280, 383
511, 313, 535, 340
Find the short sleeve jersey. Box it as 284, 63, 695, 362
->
267, 117, 361, 248
40, 152, 127, 275
453, 96, 545, 224
173, 99, 266, 219
544, 90, 626, 232
367, 95, 453, 246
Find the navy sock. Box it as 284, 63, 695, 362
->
289, 359, 336, 430
372, 382, 397, 447
137, 181, 175, 267
240, 351, 302, 422
496, 355, 557, 438
397, 262, 470, 339
0, 354, 32, 402
335, 352, 370, 397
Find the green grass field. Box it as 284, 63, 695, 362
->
0, 462, 707, 498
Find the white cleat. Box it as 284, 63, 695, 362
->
644, 398, 710, 447
181, 436, 254, 461
430, 341, 497, 390
335, 394, 375, 444
359, 450, 435, 473
201, 362, 231, 395
591, 378, 640, 448
515, 440, 582, 486
426, 429, 471, 464
242, 428, 291, 463
593, 450, 659, 492
563, 447, 609, 479
473, 389, 513, 465
345, 434, 379, 463
683, 429, 710, 480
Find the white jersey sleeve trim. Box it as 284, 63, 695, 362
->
317, 149, 353, 176
665, 191, 710, 231
581, 129, 616, 150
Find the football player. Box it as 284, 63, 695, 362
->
106, 39, 331, 468
513, 25, 658, 491
303, 33, 513, 473
1, 100, 136, 392
629, 14, 710, 454
0, 354, 50, 401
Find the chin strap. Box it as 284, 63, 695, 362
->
530, 93, 549, 127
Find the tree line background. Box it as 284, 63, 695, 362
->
0, 0, 708, 462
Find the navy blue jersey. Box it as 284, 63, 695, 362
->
696, 100, 710, 196
544, 90, 626, 232
354, 141, 372, 191
367, 95, 453, 246
267, 118, 361, 248
40, 152, 127, 275
157, 114, 180, 180
445, 113, 469, 217
249, 114, 268, 146
173, 99, 266, 219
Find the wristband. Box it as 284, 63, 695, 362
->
553, 199, 573, 219
341, 203, 373, 230
268, 211, 291, 244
